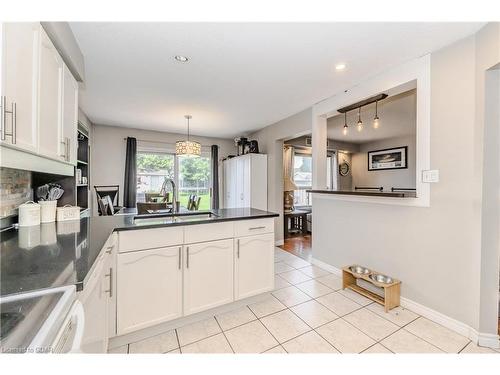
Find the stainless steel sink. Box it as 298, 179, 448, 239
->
133, 211, 219, 223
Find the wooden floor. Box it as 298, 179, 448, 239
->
279, 234, 312, 262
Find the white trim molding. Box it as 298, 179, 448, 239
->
311, 257, 500, 350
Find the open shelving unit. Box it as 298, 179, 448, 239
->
76, 122, 90, 217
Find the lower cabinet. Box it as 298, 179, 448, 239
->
234, 233, 275, 300
116, 246, 183, 335
183, 239, 234, 315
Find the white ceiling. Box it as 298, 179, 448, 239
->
70, 22, 483, 139
327, 90, 416, 144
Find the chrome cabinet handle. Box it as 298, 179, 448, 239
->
104, 268, 113, 297
186, 247, 190, 268
249, 226, 266, 230
105, 245, 113, 254
11, 102, 16, 144
237, 239, 240, 258
60, 138, 67, 158
66, 137, 70, 162
178, 247, 181, 270
1, 96, 5, 141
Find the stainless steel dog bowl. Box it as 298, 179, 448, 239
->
349, 265, 371, 275
369, 273, 394, 284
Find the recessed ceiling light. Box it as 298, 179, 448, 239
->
174, 55, 189, 63
335, 63, 346, 71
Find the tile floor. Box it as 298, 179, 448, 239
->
109, 247, 500, 354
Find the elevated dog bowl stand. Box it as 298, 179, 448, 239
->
342, 266, 401, 312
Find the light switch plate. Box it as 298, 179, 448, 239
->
422, 170, 439, 183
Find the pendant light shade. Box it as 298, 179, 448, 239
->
343, 112, 348, 135
356, 107, 363, 132
373, 101, 380, 129
176, 115, 201, 157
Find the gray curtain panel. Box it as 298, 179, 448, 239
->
211, 145, 219, 209
124, 137, 137, 208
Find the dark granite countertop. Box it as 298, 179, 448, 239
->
307, 189, 416, 198
0, 208, 278, 297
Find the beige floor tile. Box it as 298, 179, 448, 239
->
366, 303, 419, 327
225, 320, 278, 353
272, 286, 312, 307
343, 308, 399, 341
316, 292, 362, 316
316, 274, 343, 290
381, 329, 443, 353
404, 317, 470, 353
176, 317, 221, 347
283, 331, 339, 353
460, 342, 498, 354
299, 265, 331, 279
215, 306, 256, 331
181, 333, 233, 353
275, 262, 295, 274
291, 300, 338, 328
167, 349, 181, 354
248, 295, 287, 318
279, 269, 312, 284
283, 257, 311, 269
316, 319, 375, 353
108, 345, 128, 354
361, 343, 393, 354
337, 289, 374, 306
274, 274, 292, 290
260, 309, 311, 343
263, 345, 287, 353
295, 279, 333, 298
129, 330, 178, 353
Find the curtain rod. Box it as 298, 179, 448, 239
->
123, 138, 217, 148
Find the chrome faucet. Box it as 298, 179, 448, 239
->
161, 178, 178, 213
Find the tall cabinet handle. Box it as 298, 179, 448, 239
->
178, 247, 181, 269
237, 239, 240, 258
66, 137, 70, 162
186, 247, 190, 268
105, 268, 113, 297
11, 102, 16, 144
1, 96, 5, 140
1, 97, 16, 143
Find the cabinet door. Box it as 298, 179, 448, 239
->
61, 64, 78, 165
0, 23, 38, 151
236, 156, 250, 207
116, 246, 182, 335
37, 26, 63, 160
224, 159, 237, 208
184, 239, 234, 315
79, 254, 108, 353
234, 233, 274, 300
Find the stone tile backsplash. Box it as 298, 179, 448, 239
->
0, 167, 32, 218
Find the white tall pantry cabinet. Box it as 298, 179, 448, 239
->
223, 154, 267, 211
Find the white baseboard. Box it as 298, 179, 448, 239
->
311, 257, 500, 350
275, 239, 284, 246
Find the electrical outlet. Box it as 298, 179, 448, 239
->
422, 170, 439, 183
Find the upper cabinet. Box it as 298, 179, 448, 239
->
0, 23, 39, 152
1, 22, 78, 168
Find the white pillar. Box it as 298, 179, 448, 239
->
312, 112, 327, 189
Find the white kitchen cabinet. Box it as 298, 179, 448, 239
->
183, 239, 234, 315
223, 154, 268, 210
0, 22, 39, 152
234, 233, 274, 300
116, 246, 183, 335
61, 64, 78, 165
37, 26, 63, 160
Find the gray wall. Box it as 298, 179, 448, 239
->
351, 135, 416, 191
91, 124, 236, 216
313, 24, 500, 333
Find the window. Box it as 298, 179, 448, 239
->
136, 151, 211, 210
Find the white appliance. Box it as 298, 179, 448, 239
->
0, 286, 85, 353
223, 153, 267, 210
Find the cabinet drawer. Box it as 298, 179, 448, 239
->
184, 222, 234, 244
118, 227, 184, 253
234, 218, 274, 237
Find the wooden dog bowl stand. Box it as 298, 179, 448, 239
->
342, 266, 401, 312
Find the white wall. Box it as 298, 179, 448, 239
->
90, 124, 236, 215
312, 24, 500, 341
351, 135, 416, 191
249, 108, 313, 243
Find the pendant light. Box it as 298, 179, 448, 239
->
176, 115, 201, 157
343, 112, 348, 135
373, 101, 380, 129
356, 107, 363, 132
